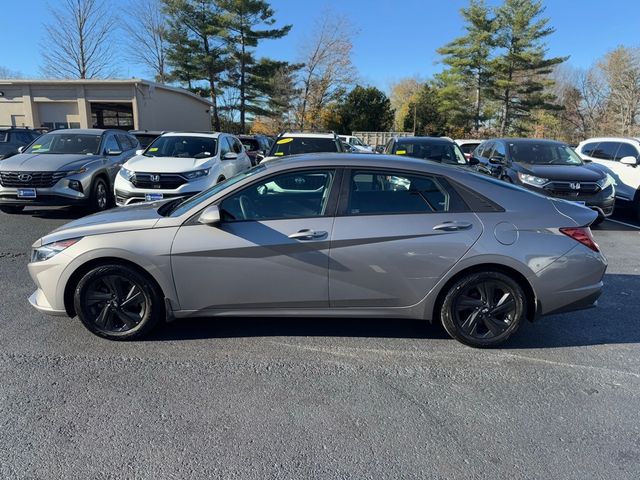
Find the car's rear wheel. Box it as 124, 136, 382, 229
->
0, 205, 24, 214
89, 177, 111, 212
440, 271, 526, 348
74, 265, 163, 340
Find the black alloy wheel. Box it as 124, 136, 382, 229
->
440, 271, 526, 347
74, 265, 162, 340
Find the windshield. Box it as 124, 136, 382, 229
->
269, 137, 339, 156
395, 141, 468, 165
25, 133, 101, 155
168, 165, 266, 216
146, 136, 217, 158
459, 143, 480, 154
508, 142, 583, 165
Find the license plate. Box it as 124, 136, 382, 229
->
572, 201, 586, 206
145, 193, 164, 202
17, 188, 36, 198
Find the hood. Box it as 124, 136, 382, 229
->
39, 201, 167, 245
518, 163, 604, 182
124, 154, 213, 173
0, 153, 99, 172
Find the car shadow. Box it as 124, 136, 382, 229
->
149, 273, 639, 349
25, 207, 84, 220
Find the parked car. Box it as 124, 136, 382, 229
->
129, 130, 165, 149
455, 139, 483, 160
0, 127, 42, 159
262, 131, 344, 161
338, 135, 374, 152
114, 132, 251, 206
385, 136, 471, 166
575, 137, 640, 219
28, 153, 605, 348
0, 128, 139, 213
472, 138, 615, 224
238, 134, 272, 166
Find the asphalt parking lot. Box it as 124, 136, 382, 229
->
1, 207, 639, 479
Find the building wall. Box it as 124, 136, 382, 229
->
135, 84, 212, 131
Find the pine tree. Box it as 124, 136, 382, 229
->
437, 0, 495, 133
490, 0, 566, 135
217, 0, 291, 133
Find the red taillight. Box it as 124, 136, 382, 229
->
560, 227, 600, 252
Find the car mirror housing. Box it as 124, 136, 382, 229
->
489, 156, 504, 165
18, 146, 25, 154
620, 156, 638, 166
223, 152, 238, 160
468, 157, 480, 166
106, 149, 123, 156
198, 205, 221, 226
135, 149, 144, 155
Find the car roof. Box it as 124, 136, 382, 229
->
129, 130, 165, 135
162, 131, 222, 139
395, 136, 455, 144
488, 138, 567, 146
577, 137, 640, 144
455, 139, 482, 144
47, 128, 110, 135
279, 132, 336, 138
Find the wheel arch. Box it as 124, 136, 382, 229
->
431, 263, 538, 325
63, 256, 166, 318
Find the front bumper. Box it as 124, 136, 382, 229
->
28, 289, 67, 316
0, 177, 91, 207
520, 183, 615, 217
114, 174, 211, 206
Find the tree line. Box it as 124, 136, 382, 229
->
32, 0, 640, 141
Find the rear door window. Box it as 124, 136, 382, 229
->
591, 142, 620, 160
580, 142, 599, 156
347, 170, 468, 215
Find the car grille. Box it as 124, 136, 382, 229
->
131, 173, 188, 190
0, 171, 67, 188
544, 181, 600, 196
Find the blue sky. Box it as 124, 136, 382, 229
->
2, 0, 638, 92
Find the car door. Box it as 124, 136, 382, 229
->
475, 141, 495, 175
610, 142, 640, 201
171, 168, 340, 311
101, 133, 127, 181
217, 136, 240, 180
329, 169, 482, 308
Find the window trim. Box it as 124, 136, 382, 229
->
336, 167, 472, 217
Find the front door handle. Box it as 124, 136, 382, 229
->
288, 229, 328, 240
433, 221, 473, 232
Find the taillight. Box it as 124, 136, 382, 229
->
560, 227, 599, 252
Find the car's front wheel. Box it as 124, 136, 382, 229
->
73, 264, 163, 340
440, 271, 526, 348
89, 177, 111, 212
0, 205, 24, 214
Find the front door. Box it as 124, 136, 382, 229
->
171, 168, 339, 311
329, 169, 482, 308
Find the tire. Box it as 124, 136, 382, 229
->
0, 205, 24, 214
440, 271, 526, 348
73, 264, 163, 341
89, 177, 111, 212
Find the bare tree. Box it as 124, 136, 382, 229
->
295, 12, 357, 130
122, 0, 169, 83
599, 46, 640, 136
40, 0, 117, 79
0, 66, 23, 79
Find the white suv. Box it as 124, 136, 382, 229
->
338, 135, 374, 152
114, 132, 251, 206
575, 137, 640, 217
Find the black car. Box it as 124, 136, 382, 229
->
129, 130, 165, 149
0, 127, 42, 159
385, 136, 471, 166
238, 134, 272, 166
472, 138, 615, 223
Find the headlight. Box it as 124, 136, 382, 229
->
518, 173, 548, 186
31, 238, 81, 263
183, 168, 210, 180
597, 173, 615, 189
119, 167, 134, 180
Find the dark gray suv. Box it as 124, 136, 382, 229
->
0, 127, 42, 159
0, 129, 138, 214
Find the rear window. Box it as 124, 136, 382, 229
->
145, 136, 217, 158
269, 137, 339, 156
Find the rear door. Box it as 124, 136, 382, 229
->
328, 169, 482, 308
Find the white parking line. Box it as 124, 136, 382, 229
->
605, 218, 640, 230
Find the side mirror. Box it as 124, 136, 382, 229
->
468, 157, 480, 166
198, 205, 221, 226
222, 152, 238, 160
620, 156, 638, 166
106, 149, 123, 156
18, 146, 25, 154
489, 156, 504, 165
135, 149, 144, 155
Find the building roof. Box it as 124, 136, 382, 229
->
0, 78, 214, 107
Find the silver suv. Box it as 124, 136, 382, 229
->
0, 128, 138, 214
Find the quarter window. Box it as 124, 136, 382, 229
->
347, 170, 468, 215
220, 170, 336, 221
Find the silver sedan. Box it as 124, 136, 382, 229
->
27, 154, 607, 347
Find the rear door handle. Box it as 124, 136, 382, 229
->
432, 221, 473, 232
288, 229, 328, 240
